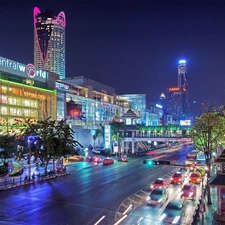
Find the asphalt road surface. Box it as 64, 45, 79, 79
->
0, 145, 195, 225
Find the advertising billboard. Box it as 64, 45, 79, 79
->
179, 120, 191, 126
66, 101, 85, 120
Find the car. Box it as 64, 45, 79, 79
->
158, 200, 185, 224
186, 149, 200, 160
171, 172, 185, 184
180, 184, 197, 200
146, 188, 168, 206
102, 157, 114, 165
195, 167, 206, 177
189, 172, 202, 184
150, 178, 170, 190
185, 160, 196, 172
118, 155, 128, 162
92, 155, 102, 163
177, 167, 189, 177
67, 155, 84, 162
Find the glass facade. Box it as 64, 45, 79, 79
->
57, 90, 128, 129
0, 78, 56, 128
116, 94, 146, 124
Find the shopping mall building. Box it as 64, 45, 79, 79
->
0, 56, 161, 148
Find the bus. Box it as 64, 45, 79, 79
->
186, 149, 200, 160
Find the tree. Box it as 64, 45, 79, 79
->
190, 111, 225, 204
92, 128, 103, 147
110, 121, 126, 153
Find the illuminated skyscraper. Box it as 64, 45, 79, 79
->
177, 59, 188, 88
33, 7, 66, 79
166, 59, 189, 122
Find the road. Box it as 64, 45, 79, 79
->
0, 145, 196, 225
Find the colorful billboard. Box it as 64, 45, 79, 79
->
66, 101, 85, 120
179, 120, 191, 126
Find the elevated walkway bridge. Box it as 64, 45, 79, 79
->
121, 125, 192, 154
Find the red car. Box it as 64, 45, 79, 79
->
180, 184, 197, 200
171, 172, 185, 184
92, 156, 102, 163
102, 157, 114, 165
150, 178, 170, 190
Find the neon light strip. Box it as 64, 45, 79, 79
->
56, 11, 66, 27
0, 78, 56, 94
33, 7, 45, 63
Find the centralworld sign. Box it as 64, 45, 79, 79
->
0, 56, 48, 82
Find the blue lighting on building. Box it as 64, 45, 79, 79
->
179, 59, 186, 64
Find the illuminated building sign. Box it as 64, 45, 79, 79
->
55, 82, 70, 91
0, 56, 48, 82
179, 120, 191, 126
104, 125, 111, 149
169, 87, 180, 92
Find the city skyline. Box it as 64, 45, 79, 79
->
1, 0, 225, 115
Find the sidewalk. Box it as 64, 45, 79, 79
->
0, 160, 68, 191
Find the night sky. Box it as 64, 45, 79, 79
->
1, 0, 225, 115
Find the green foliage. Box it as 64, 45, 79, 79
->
17, 118, 82, 173
0, 134, 15, 159
190, 111, 225, 154
110, 121, 126, 140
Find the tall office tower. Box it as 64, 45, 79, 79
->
166, 59, 189, 122
177, 59, 188, 88
33, 7, 66, 79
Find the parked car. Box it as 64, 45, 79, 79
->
118, 155, 128, 162
102, 157, 114, 165
158, 200, 185, 224
171, 172, 185, 184
150, 178, 170, 190
189, 172, 202, 184
146, 187, 168, 206
92, 155, 102, 163
180, 184, 197, 200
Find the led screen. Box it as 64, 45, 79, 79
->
179, 120, 191, 126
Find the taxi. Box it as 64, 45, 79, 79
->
189, 172, 202, 184
195, 167, 206, 177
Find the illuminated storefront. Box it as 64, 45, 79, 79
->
55, 80, 127, 129
0, 56, 57, 132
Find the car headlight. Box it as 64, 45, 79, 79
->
157, 198, 163, 203
159, 213, 167, 222
172, 216, 180, 224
